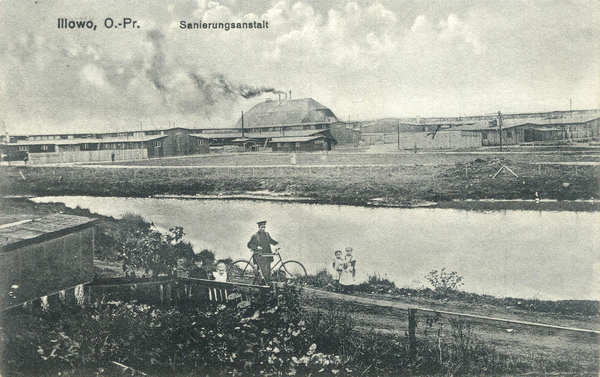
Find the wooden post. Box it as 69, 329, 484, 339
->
408, 308, 417, 357
166, 282, 172, 306
498, 111, 503, 152
84, 285, 91, 306
397, 120, 400, 150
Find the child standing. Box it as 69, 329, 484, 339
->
189, 255, 208, 279
339, 247, 356, 294
331, 250, 344, 291
212, 261, 228, 282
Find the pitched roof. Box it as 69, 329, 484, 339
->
237, 98, 339, 129
459, 115, 600, 131
268, 135, 325, 143
9, 135, 166, 146
0, 214, 97, 252
190, 129, 325, 139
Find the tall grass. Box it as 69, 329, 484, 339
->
3, 285, 593, 376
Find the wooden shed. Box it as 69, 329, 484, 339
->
268, 134, 333, 152
0, 214, 98, 311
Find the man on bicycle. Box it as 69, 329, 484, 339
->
247, 220, 279, 283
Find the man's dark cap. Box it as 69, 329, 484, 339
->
257, 221, 267, 227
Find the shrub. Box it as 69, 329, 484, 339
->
197, 249, 216, 265
305, 268, 336, 289
120, 225, 194, 278
120, 212, 149, 232
2, 284, 590, 376
356, 274, 397, 293
425, 268, 464, 295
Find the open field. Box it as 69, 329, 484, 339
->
114, 148, 600, 167
2, 149, 599, 207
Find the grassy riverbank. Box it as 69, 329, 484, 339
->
2, 197, 599, 375
1, 151, 599, 207
2, 196, 599, 319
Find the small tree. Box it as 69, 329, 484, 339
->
425, 268, 464, 294
198, 249, 216, 266
120, 225, 194, 278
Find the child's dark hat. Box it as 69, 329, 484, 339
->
257, 221, 267, 226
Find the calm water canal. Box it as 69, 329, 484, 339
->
32, 196, 600, 301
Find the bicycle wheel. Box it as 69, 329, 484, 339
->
277, 261, 307, 286
228, 260, 257, 284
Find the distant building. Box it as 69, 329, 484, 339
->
460, 114, 600, 146
191, 98, 340, 151
3, 109, 597, 162
0, 214, 97, 311
159, 128, 210, 157
357, 110, 600, 149
1, 131, 168, 163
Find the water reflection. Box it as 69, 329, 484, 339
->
32, 196, 600, 301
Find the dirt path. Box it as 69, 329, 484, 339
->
300, 288, 599, 369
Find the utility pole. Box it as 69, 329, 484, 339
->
241, 111, 245, 138
498, 111, 503, 152
2, 122, 11, 167
397, 119, 400, 150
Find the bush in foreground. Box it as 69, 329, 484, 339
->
2, 285, 592, 376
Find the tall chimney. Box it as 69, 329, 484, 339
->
241, 111, 245, 138
289, 90, 292, 100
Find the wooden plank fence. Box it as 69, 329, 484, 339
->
6, 279, 598, 360
86, 277, 271, 307
3, 277, 275, 314
294, 285, 600, 357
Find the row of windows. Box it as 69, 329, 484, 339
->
277, 142, 302, 147
482, 131, 513, 140
17, 142, 158, 150
18, 145, 50, 151
26, 131, 165, 142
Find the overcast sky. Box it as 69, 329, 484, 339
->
1, 0, 599, 134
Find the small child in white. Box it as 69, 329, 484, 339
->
331, 250, 344, 291
212, 261, 228, 282
339, 247, 356, 294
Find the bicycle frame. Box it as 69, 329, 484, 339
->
251, 252, 284, 280
228, 248, 306, 286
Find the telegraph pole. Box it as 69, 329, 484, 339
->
570, 99, 572, 117
498, 111, 503, 152
397, 119, 400, 150
241, 111, 245, 138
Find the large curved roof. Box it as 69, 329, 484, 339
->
237, 98, 339, 129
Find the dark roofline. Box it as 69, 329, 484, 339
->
0, 215, 98, 253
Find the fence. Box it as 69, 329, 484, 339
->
6, 279, 598, 359
362, 131, 482, 149
86, 277, 271, 307
2, 277, 272, 313
29, 149, 148, 165
296, 286, 600, 357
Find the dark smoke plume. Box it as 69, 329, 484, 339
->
146, 30, 167, 96
238, 85, 285, 99
190, 72, 216, 106
190, 71, 283, 101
